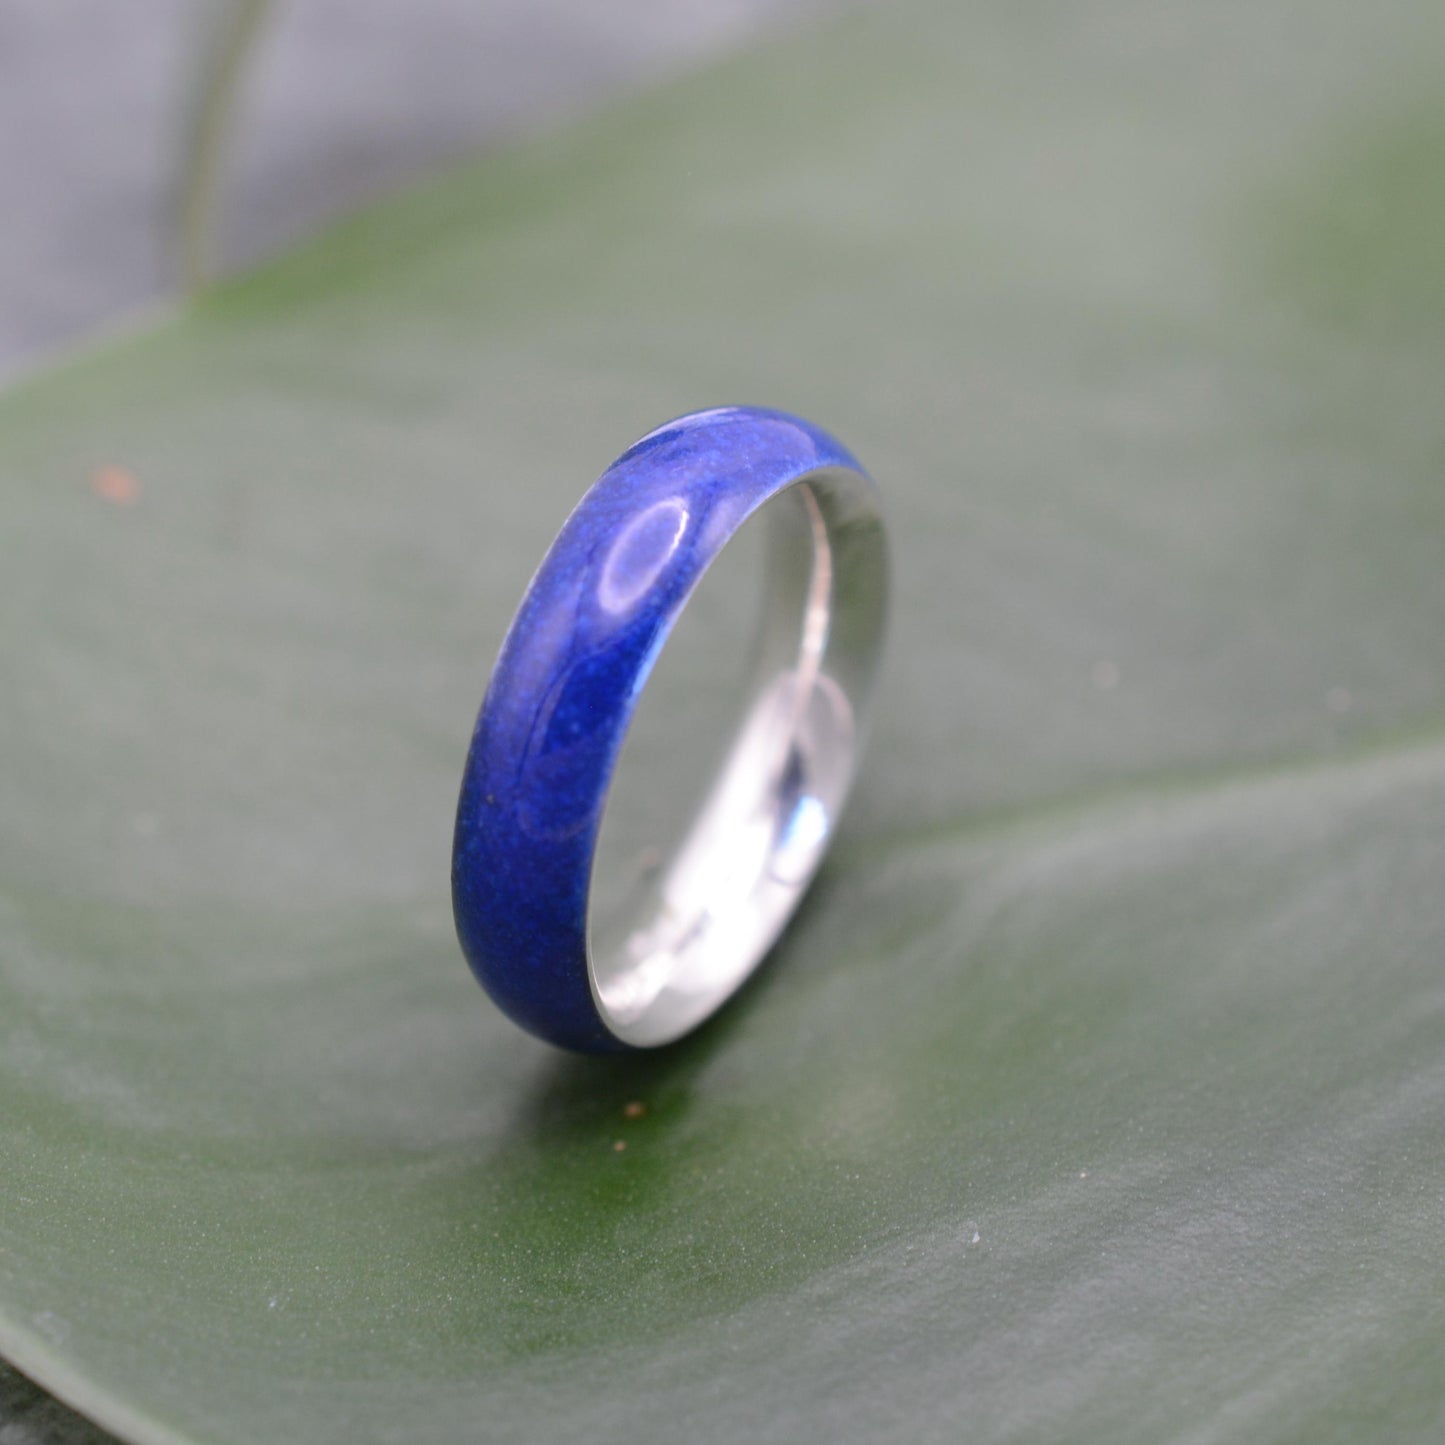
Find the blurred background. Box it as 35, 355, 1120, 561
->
0, 0, 839, 380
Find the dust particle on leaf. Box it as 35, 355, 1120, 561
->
90, 465, 140, 506
623, 1101, 646, 1120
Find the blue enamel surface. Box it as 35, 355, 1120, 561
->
451, 406, 865, 1052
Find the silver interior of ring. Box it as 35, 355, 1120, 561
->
586, 467, 887, 1047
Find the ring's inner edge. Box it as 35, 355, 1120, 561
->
586, 468, 883, 1048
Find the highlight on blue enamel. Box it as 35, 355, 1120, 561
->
452, 406, 888, 1052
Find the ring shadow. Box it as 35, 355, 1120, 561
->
431, 872, 866, 1359
502, 858, 846, 1151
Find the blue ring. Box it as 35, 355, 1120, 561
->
452, 406, 871, 1052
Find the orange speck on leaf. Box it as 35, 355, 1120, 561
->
91, 465, 140, 506
623, 1101, 646, 1121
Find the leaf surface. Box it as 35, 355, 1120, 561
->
2, 2, 1444, 1441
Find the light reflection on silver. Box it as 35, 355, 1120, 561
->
587, 468, 887, 1047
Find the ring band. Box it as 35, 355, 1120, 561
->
452, 406, 888, 1051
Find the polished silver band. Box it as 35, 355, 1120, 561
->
586, 466, 888, 1046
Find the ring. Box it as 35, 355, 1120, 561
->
451, 406, 888, 1051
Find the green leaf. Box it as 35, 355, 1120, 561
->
3, 2, 1444, 1441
